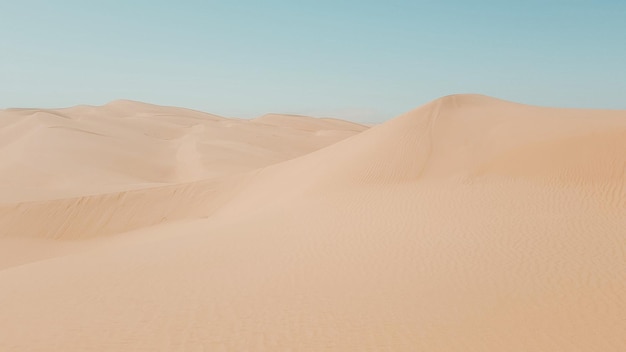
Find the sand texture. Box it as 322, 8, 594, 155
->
0, 95, 625, 351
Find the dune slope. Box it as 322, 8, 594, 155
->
0, 101, 366, 266
0, 100, 367, 203
0, 95, 625, 351
0, 101, 366, 238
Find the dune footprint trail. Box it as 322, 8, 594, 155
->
0, 95, 625, 351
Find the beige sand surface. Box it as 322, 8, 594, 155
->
0, 95, 624, 351
0, 100, 366, 203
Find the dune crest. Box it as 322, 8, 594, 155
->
212, 94, 625, 218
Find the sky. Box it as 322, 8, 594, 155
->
1, 0, 625, 123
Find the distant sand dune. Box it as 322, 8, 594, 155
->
0, 95, 624, 351
0, 100, 366, 202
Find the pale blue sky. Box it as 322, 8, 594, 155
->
1, 0, 625, 122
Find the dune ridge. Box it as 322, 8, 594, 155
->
0, 95, 625, 351
212, 95, 625, 219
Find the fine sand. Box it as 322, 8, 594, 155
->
0, 94, 624, 351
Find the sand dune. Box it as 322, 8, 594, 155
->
0, 101, 365, 264
0, 95, 625, 351
0, 100, 366, 203
213, 95, 625, 218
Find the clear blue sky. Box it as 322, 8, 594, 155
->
1, 0, 625, 122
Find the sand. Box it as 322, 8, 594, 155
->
0, 94, 624, 351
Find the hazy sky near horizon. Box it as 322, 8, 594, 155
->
1, 0, 625, 122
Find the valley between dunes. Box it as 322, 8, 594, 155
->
0, 94, 625, 351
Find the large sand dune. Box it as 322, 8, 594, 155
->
0, 95, 624, 351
